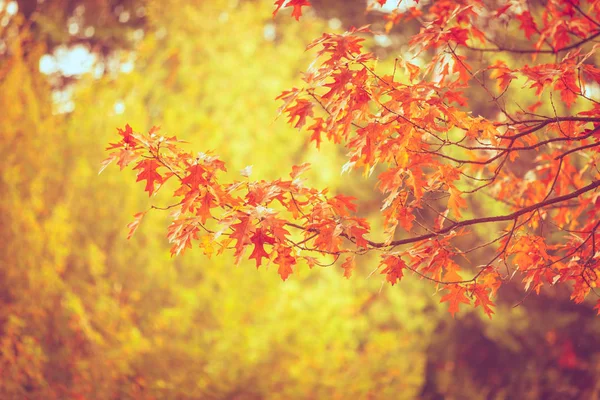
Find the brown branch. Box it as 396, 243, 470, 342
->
370, 179, 600, 248
465, 30, 600, 54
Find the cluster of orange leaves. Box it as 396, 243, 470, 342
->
104, 0, 600, 318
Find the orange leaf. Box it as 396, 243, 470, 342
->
472, 286, 495, 319
341, 255, 355, 278
127, 211, 147, 240
286, 98, 314, 129
440, 285, 470, 317
275, 246, 296, 280
380, 255, 406, 285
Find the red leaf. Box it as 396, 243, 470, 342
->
134, 159, 163, 196
594, 299, 600, 315
398, 207, 415, 232
307, 118, 325, 149
197, 190, 215, 224
402, 60, 421, 81
348, 223, 369, 248
448, 187, 467, 218
230, 216, 254, 263
517, 11, 537, 40
495, 3, 512, 17
312, 222, 343, 253
328, 194, 358, 216
440, 285, 470, 317
555, 71, 579, 108
273, 0, 311, 21
452, 53, 472, 83
380, 255, 406, 285
489, 60, 516, 92
286, 98, 314, 129
181, 164, 208, 189
249, 228, 276, 267
472, 286, 495, 319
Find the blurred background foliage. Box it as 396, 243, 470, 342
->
2, 0, 600, 399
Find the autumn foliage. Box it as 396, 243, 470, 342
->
105, 0, 600, 318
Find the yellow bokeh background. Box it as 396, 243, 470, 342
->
3, 1, 600, 399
